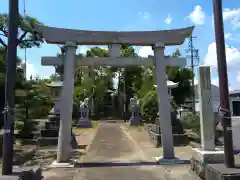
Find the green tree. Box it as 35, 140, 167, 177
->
0, 13, 43, 129
138, 49, 193, 122
167, 49, 193, 105
0, 13, 43, 49
15, 78, 52, 139
119, 45, 143, 117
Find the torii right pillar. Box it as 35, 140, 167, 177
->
152, 42, 175, 160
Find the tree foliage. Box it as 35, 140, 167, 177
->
0, 13, 43, 49
138, 48, 193, 122
0, 14, 45, 137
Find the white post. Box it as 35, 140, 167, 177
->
152, 42, 175, 159
198, 66, 215, 151
57, 41, 77, 163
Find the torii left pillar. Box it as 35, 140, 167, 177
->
153, 42, 175, 160
56, 41, 77, 164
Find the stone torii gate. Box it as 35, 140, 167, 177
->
36, 25, 194, 165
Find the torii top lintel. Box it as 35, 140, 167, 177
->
35, 25, 194, 46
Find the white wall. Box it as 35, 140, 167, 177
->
195, 98, 220, 112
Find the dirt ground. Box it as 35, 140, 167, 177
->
11, 125, 98, 169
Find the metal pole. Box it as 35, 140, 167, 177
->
212, 0, 235, 168
190, 36, 196, 114
2, 0, 19, 175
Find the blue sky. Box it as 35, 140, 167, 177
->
1, 0, 240, 90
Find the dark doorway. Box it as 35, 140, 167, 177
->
232, 101, 240, 116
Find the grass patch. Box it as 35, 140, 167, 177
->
127, 124, 144, 131
72, 120, 99, 132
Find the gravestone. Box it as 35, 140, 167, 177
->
191, 66, 224, 179
77, 98, 92, 128
128, 97, 142, 125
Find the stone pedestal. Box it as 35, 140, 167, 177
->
191, 148, 224, 178
129, 109, 142, 125
77, 118, 92, 128
77, 102, 92, 128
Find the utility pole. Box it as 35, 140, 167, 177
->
213, 0, 235, 168
2, 0, 19, 175
186, 36, 199, 114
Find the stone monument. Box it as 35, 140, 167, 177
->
77, 98, 92, 128
128, 97, 142, 125
191, 66, 224, 179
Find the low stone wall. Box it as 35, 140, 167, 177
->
145, 124, 189, 147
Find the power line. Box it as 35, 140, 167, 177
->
186, 36, 200, 114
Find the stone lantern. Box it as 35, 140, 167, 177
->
46, 80, 63, 116
38, 80, 63, 146
154, 74, 179, 123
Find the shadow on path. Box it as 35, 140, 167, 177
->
76, 159, 191, 168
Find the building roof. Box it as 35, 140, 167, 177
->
230, 89, 240, 95
46, 81, 63, 87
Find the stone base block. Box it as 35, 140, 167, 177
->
153, 156, 190, 165
0, 166, 42, 180
191, 148, 224, 179
77, 119, 92, 128
129, 116, 142, 125
147, 130, 189, 147
205, 163, 240, 180
49, 160, 75, 168
37, 137, 58, 146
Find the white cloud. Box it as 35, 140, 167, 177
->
211, 78, 219, 87
223, 8, 240, 29
225, 33, 232, 39
25, 63, 36, 80
186, 5, 205, 25
204, 42, 240, 71
164, 14, 172, 24
138, 46, 153, 57
23, 62, 51, 80
138, 12, 151, 19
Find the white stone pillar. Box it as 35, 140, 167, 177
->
152, 42, 175, 159
57, 41, 77, 163
198, 66, 215, 151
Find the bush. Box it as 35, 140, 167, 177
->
140, 91, 158, 123
182, 113, 200, 134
